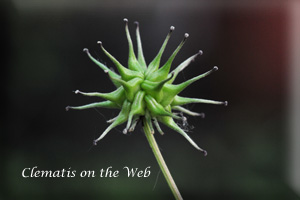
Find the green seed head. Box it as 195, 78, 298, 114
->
67, 18, 227, 156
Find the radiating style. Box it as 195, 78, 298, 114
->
66, 18, 227, 156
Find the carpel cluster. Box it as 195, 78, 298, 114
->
66, 18, 227, 155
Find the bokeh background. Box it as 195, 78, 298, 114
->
1, 0, 300, 199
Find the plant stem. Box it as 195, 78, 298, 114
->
143, 118, 183, 200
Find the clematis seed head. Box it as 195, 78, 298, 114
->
67, 18, 227, 154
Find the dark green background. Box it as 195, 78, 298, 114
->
1, 0, 297, 199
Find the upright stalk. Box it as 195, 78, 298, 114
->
143, 118, 183, 200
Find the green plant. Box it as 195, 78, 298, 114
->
66, 18, 227, 200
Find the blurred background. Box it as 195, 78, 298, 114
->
1, 0, 300, 199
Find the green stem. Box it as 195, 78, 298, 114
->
143, 118, 183, 200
